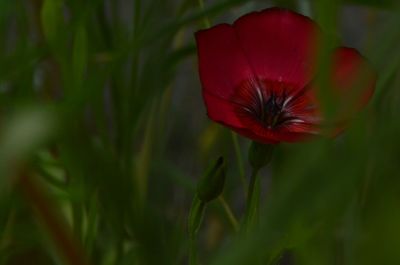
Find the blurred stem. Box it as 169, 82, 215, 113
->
219, 196, 239, 232
115, 239, 124, 265
18, 170, 90, 265
0, 209, 15, 253
131, 0, 141, 110
243, 168, 260, 230
134, 102, 157, 208
84, 191, 99, 255
197, 0, 211, 27
96, 2, 113, 49
72, 202, 83, 241
360, 158, 375, 207
231, 133, 247, 196
188, 196, 205, 265
189, 237, 199, 265
31, 0, 62, 100
133, 0, 141, 33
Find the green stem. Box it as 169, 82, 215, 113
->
244, 142, 274, 230
231, 132, 247, 196
189, 237, 199, 265
243, 168, 260, 229
188, 196, 205, 265
72, 202, 82, 240
219, 196, 239, 232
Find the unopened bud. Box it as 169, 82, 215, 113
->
197, 156, 226, 203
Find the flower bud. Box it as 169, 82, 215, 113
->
248, 142, 274, 171
197, 156, 226, 203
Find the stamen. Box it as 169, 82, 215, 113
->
282, 95, 293, 108
232, 79, 312, 130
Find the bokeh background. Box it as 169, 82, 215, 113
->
0, 0, 400, 264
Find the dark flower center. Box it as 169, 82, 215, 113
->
260, 93, 284, 127
232, 79, 302, 129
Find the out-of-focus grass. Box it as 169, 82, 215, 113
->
0, 0, 399, 265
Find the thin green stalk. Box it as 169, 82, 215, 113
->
188, 196, 206, 265
133, 0, 142, 33
72, 202, 82, 241
244, 142, 274, 230
231, 133, 247, 195
243, 169, 260, 229
115, 239, 124, 264
189, 237, 199, 265
134, 102, 157, 208
219, 196, 239, 232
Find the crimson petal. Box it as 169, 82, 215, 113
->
331, 47, 377, 109
306, 47, 377, 125
203, 91, 244, 129
233, 8, 320, 91
204, 91, 281, 143
196, 24, 256, 100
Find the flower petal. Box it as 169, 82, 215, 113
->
203, 91, 281, 144
233, 127, 280, 144
238, 119, 316, 143
290, 47, 377, 136
196, 24, 256, 100
331, 47, 377, 110
306, 47, 377, 124
235, 123, 315, 144
203, 91, 244, 129
233, 8, 320, 90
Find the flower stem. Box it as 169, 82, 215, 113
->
243, 168, 260, 229
188, 196, 205, 265
231, 132, 247, 196
189, 237, 199, 265
219, 196, 239, 232
243, 142, 274, 230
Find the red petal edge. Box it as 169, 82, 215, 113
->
331, 47, 377, 108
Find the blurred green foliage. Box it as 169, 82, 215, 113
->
0, 0, 399, 265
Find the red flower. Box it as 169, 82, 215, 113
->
196, 8, 377, 144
